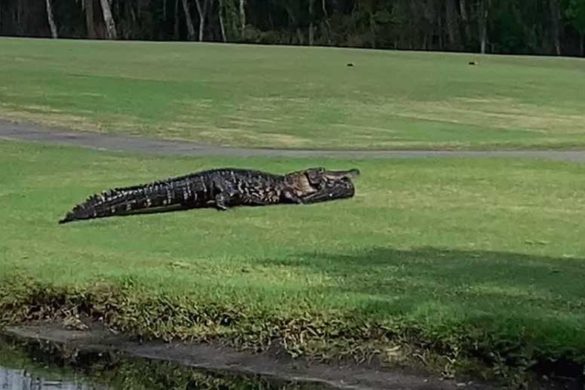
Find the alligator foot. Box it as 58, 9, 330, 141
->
214, 193, 231, 211
283, 190, 305, 205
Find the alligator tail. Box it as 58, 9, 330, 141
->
59, 177, 199, 224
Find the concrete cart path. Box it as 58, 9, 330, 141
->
2, 119, 585, 161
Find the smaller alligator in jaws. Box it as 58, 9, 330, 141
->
59, 167, 360, 224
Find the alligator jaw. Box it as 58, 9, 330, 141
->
301, 167, 360, 187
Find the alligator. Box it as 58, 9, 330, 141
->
58, 167, 359, 224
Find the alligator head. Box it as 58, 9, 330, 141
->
284, 167, 360, 204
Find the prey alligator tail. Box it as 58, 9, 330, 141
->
59, 167, 359, 224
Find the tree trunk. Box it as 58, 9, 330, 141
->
445, 0, 460, 50
181, 0, 196, 40
459, 0, 471, 44
129, 4, 138, 39
239, 0, 246, 39
369, 11, 376, 49
174, 0, 180, 39
45, 0, 58, 38
83, 0, 96, 39
480, 29, 486, 54
218, 0, 227, 42
194, 0, 208, 42
16, 0, 23, 35
549, 0, 562, 55
296, 28, 304, 45
321, 0, 332, 44
308, 0, 314, 45
99, 0, 117, 39
479, 0, 488, 54
438, 12, 444, 50
285, 2, 299, 42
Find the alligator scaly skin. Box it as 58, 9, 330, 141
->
58, 167, 359, 224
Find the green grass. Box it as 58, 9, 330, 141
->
1, 37, 585, 150
2, 140, 585, 381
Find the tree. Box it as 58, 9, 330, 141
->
45, 0, 58, 38
194, 0, 210, 41
459, 0, 472, 47
83, 0, 97, 39
478, 0, 490, 53
321, 0, 332, 44
99, 0, 117, 39
565, 0, 585, 55
218, 0, 227, 41
239, 0, 246, 39
308, 0, 314, 45
1, 0, 585, 57
550, 0, 562, 55
445, 0, 461, 50
174, 0, 181, 39
181, 0, 196, 40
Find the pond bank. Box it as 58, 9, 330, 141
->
1, 324, 490, 389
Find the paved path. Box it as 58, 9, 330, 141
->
2, 119, 585, 161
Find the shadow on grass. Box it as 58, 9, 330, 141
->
260, 246, 585, 346
260, 247, 585, 385
268, 246, 585, 301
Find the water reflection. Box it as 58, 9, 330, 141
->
0, 366, 101, 390
0, 337, 331, 390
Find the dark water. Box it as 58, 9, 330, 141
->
0, 338, 331, 390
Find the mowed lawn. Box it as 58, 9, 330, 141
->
1, 37, 584, 150
1, 140, 585, 374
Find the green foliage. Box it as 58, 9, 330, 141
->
565, 0, 585, 34
1, 141, 585, 382
1, 0, 585, 56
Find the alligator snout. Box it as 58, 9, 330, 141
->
324, 168, 360, 180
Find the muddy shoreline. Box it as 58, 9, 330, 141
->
1, 324, 495, 390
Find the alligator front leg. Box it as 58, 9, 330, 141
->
282, 189, 305, 205
214, 192, 231, 210
212, 180, 239, 211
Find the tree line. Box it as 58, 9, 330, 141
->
1, 0, 584, 56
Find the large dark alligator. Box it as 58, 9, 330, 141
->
59, 167, 359, 224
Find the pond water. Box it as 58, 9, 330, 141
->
0, 337, 331, 390
0, 366, 101, 389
